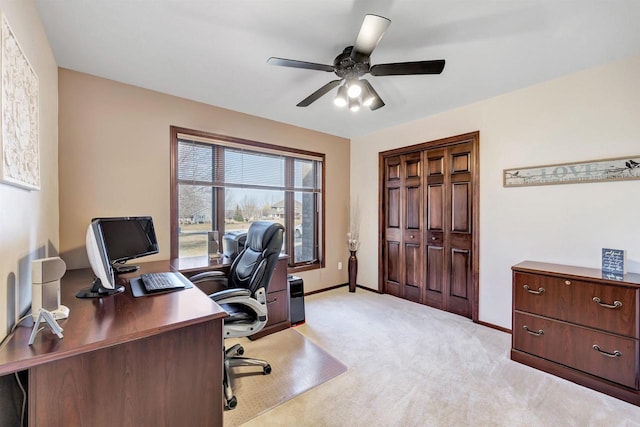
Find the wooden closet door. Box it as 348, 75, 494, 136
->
379, 131, 479, 321
383, 156, 402, 297
424, 147, 446, 310
425, 142, 474, 318
402, 152, 424, 302
383, 153, 423, 302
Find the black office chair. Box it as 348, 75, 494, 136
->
189, 221, 284, 410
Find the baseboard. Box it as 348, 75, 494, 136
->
355, 284, 382, 293
477, 320, 511, 334
305, 283, 347, 296
304, 286, 511, 334
304, 283, 381, 296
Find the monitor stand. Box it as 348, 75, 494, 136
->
114, 264, 140, 274
76, 278, 125, 299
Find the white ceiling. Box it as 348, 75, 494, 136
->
35, 0, 640, 139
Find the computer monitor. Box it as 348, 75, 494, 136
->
78, 218, 122, 298
97, 216, 159, 273
77, 216, 159, 298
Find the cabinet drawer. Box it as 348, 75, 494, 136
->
265, 289, 289, 326
514, 312, 639, 389
268, 257, 289, 293
514, 272, 638, 337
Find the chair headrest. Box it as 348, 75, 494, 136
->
246, 221, 284, 252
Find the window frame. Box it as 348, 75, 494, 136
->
170, 126, 325, 272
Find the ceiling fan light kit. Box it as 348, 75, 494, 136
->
267, 14, 445, 112
361, 85, 375, 107
334, 85, 348, 107
346, 79, 362, 98
348, 97, 360, 112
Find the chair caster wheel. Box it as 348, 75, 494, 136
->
263, 364, 272, 375
237, 346, 244, 356
225, 396, 237, 410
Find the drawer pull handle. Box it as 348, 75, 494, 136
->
523, 285, 545, 295
564, 280, 571, 285
592, 344, 622, 358
267, 298, 277, 304
592, 297, 622, 309
410, 235, 415, 239
523, 325, 544, 336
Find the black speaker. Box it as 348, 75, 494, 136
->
288, 275, 305, 325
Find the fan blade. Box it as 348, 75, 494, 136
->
360, 79, 385, 110
296, 80, 342, 107
352, 14, 391, 59
267, 57, 334, 72
370, 60, 445, 76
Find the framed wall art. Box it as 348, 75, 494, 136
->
0, 13, 40, 191
504, 155, 640, 187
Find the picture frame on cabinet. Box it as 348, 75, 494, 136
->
602, 248, 625, 280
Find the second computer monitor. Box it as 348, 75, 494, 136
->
96, 216, 159, 272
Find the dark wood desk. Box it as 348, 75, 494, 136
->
0, 261, 227, 426
170, 255, 232, 274
171, 256, 232, 295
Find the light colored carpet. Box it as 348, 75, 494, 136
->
239, 288, 640, 426
223, 328, 347, 427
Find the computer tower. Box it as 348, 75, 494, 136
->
288, 275, 305, 325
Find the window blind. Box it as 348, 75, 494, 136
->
178, 138, 322, 193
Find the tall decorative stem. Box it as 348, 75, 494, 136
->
348, 250, 358, 292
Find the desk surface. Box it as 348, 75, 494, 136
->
170, 255, 232, 273
0, 260, 227, 375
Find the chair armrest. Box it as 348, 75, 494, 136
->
210, 288, 251, 303
212, 288, 268, 338
189, 270, 226, 284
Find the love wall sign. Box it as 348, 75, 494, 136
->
504, 155, 640, 187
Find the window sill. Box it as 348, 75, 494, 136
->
287, 262, 322, 274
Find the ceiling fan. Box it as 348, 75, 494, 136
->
267, 14, 445, 111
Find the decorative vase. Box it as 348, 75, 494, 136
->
348, 250, 358, 292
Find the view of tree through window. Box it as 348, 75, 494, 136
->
171, 128, 324, 270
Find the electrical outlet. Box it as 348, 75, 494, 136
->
338, 261, 343, 270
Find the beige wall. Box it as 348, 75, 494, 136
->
351, 55, 640, 329
0, 0, 59, 340
58, 69, 350, 293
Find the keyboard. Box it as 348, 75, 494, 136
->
141, 272, 186, 293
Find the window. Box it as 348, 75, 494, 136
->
170, 126, 324, 271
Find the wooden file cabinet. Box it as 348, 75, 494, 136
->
511, 261, 640, 405
250, 255, 290, 340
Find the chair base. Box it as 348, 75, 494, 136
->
224, 344, 271, 410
